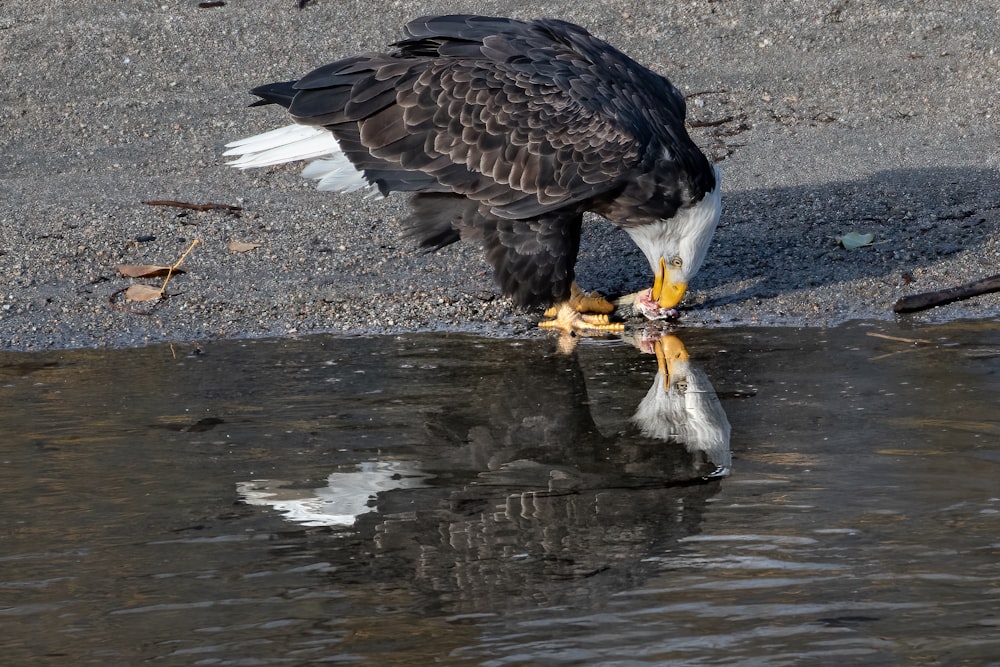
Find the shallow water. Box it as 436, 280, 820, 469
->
1, 321, 998, 666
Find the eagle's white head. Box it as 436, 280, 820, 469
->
625, 166, 722, 313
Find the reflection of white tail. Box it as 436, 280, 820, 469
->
237, 460, 427, 527
224, 124, 372, 193
631, 361, 732, 477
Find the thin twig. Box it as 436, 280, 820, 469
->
869, 348, 922, 362
866, 332, 932, 345
160, 239, 200, 294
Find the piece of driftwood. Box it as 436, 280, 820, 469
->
893, 274, 1000, 313
689, 116, 735, 128
144, 200, 242, 215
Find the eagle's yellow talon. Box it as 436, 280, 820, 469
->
539, 283, 626, 333
579, 313, 610, 326
539, 302, 624, 334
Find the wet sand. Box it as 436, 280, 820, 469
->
1, 1, 997, 350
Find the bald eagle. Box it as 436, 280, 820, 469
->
225, 15, 721, 332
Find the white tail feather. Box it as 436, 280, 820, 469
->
224, 123, 371, 193
224, 124, 339, 168
302, 154, 370, 193
224, 124, 322, 154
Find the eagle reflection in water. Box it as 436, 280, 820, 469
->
239, 333, 730, 522
238, 333, 730, 611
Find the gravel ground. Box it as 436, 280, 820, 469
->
1, 1, 997, 351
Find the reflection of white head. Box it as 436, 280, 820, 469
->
237, 460, 427, 527
631, 347, 731, 475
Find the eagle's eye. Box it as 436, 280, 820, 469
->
670, 255, 683, 269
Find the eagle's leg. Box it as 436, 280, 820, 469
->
566, 281, 615, 315
542, 282, 614, 318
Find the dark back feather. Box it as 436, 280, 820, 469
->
279, 15, 713, 223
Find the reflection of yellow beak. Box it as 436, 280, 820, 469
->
650, 257, 687, 308
659, 334, 690, 364
653, 334, 690, 391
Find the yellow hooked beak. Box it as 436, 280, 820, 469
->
650, 256, 687, 308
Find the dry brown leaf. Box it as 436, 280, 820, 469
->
125, 284, 164, 302
111, 239, 199, 313
117, 264, 183, 278
228, 241, 262, 253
